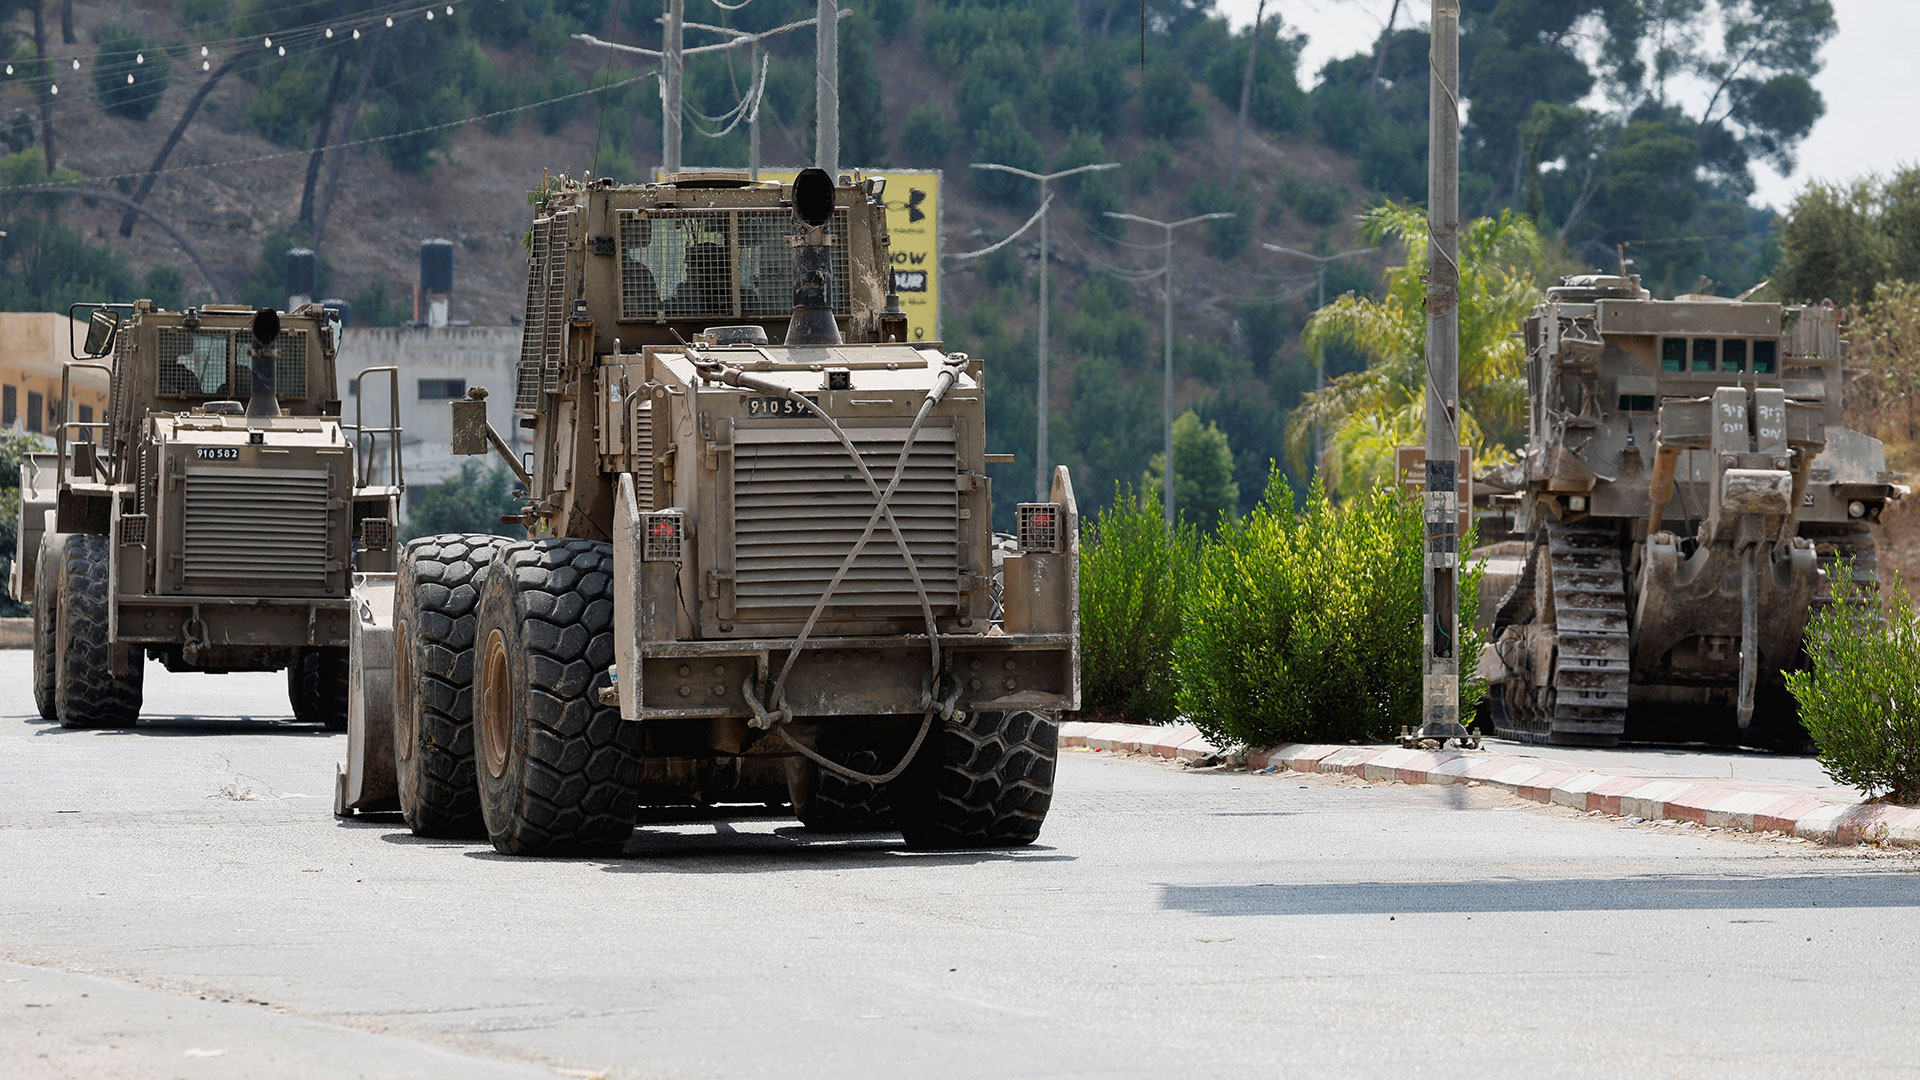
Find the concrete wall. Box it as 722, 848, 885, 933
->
335, 326, 532, 517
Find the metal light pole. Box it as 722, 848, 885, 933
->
973, 161, 1119, 500
1108, 211, 1235, 527
816, 0, 838, 174
1262, 241, 1375, 472
1421, 0, 1465, 745
663, 0, 683, 174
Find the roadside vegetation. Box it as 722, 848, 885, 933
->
401, 461, 524, 542
1785, 565, 1920, 806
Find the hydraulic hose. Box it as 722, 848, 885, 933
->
702, 354, 969, 784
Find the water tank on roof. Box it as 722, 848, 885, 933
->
420, 238, 455, 295
284, 247, 317, 300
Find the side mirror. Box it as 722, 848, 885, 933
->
82, 308, 120, 358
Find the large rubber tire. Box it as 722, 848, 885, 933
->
287, 646, 349, 731
393, 533, 514, 838
893, 709, 1058, 850
786, 749, 895, 833
53, 533, 143, 729
31, 536, 63, 722
472, 539, 643, 856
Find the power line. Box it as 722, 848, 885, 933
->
0, 68, 660, 194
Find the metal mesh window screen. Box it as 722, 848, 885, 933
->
515, 216, 552, 411
1018, 503, 1062, 553
643, 511, 683, 562
234, 331, 307, 399
157, 330, 234, 397
621, 208, 851, 321
539, 209, 574, 393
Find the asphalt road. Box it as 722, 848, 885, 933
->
2, 653, 1917, 1079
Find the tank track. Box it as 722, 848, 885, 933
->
1492, 521, 1630, 747
1805, 525, 1878, 611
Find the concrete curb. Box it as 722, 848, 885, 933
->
1059, 721, 1920, 849
0, 618, 29, 649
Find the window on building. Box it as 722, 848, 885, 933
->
417, 378, 467, 400
2, 385, 14, 427
78, 404, 93, 441
1722, 339, 1748, 372
26, 391, 43, 434
1661, 338, 1686, 373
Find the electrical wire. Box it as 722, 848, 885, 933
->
0, 68, 661, 194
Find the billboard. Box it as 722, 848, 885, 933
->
757, 168, 942, 343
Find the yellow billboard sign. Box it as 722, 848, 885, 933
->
757, 169, 942, 343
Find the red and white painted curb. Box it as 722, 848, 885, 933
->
1060, 721, 1920, 849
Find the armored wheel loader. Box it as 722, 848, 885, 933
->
336, 169, 1080, 856
14, 302, 402, 730
1479, 275, 1903, 747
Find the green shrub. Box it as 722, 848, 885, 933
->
900, 104, 956, 162
1139, 59, 1201, 141
1126, 138, 1174, 194
971, 102, 1043, 199
1784, 568, 1920, 804
1278, 172, 1347, 227
403, 461, 524, 541
1076, 488, 1196, 725
1176, 476, 1484, 747
92, 25, 171, 122
1182, 183, 1254, 260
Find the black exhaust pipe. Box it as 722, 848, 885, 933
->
784, 168, 842, 347
246, 307, 282, 419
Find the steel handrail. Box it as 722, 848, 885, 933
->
58, 361, 117, 488
343, 365, 404, 492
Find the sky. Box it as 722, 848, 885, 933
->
1216, 0, 1920, 210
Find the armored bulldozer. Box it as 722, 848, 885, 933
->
1480, 275, 1903, 747
14, 302, 402, 730
336, 169, 1080, 856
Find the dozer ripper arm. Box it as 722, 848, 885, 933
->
1634, 386, 1822, 727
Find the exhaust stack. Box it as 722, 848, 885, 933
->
246, 307, 283, 419
784, 168, 842, 347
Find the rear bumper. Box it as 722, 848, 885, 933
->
113, 593, 352, 655
618, 631, 1079, 720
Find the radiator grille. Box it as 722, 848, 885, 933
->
182, 469, 333, 592
620, 208, 850, 322
731, 425, 958, 621
633, 400, 655, 510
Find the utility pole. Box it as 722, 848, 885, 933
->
1261, 241, 1375, 473
663, 0, 683, 174
816, 0, 838, 174
1109, 211, 1236, 527
972, 162, 1119, 500
1421, 0, 1466, 746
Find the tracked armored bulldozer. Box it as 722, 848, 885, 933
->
336, 169, 1080, 855
13, 302, 402, 730
1480, 275, 1903, 747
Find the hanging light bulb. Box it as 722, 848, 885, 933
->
425, 9, 432, 18
4, 64, 12, 76
264, 36, 273, 48
136, 53, 144, 64
325, 28, 333, 38
71, 58, 80, 70
445, 5, 453, 14
201, 45, 209, 57
126, 73, 134, 84
385, 16, 394, 26
277, 45, 286, 55
202, 59, 211, 71
352, 28, 361, 39
50, 83, 58, 94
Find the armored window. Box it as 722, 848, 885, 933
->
26, 391, 43, 433
417, 378, 467, 400
1753, 340, 1778, 375
1721, 339, 1747, 372
618, 207, 852, 322
233, 330, 308, 400
1661, 338, 1686, 373
157, 330, 235, 397
2, 385, 14, 427
1691, 338, 1716, 372
1617, 395, 1655, 412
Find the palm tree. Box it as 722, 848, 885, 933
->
1287, 203, 1542, 493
